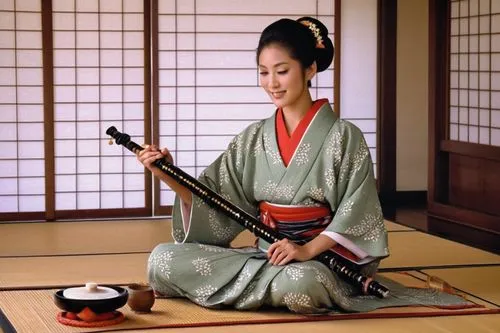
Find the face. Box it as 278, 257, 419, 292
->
258, 45, 315, 110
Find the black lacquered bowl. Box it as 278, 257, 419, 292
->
54, 286, 128, 314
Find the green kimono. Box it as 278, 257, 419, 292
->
148, 101, 469, 313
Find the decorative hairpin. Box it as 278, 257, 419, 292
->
300, 20, 325, 49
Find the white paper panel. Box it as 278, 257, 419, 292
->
18, 141, 44, 158
469, 125, 479, 143
77, 174, 99, 191
19, 195, 44, 212
479, 126, 490, 144
55, 192, 76, 210
197, 33, 260, 50
101, 174, 123, 191
196, 69, 257, 86
77, 50, 99, 67
124, 156, 142, 173
0, 49, 15, 66
101, 191, 123, 208
0, 123, 16, 140
196, 136, 232, 150
196, 104, 273, 120
492, 128, 500, 146
0, 160, 18, 177
100, 0, 122, 12
56, 175, 76, 192
0, 179, 17, 195
160, 190, 176, 206
0, 87, 16, 103
77, 192, 99, 209
123, 191, 143, 208
197, 87, 268, 103
77, 156, 100, 173
18, 123, 44, 140
196, 51, 255, 69
76, 139, 100, 156
0, 197, 17, 212
76, 0, 97, 11
0, 142, 15, 159
55, 157, 76, 174
18, 177, 44, 195
196, 0, 317, 15
101, 156, 123, 173
124, 173, 143, 190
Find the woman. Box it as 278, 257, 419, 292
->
138, 17, 468, 313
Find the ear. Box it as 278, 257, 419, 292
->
305, 61, 317, 82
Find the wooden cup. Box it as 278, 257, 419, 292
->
126, 283, 155, 313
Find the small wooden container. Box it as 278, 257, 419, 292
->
126, 283, 155, 313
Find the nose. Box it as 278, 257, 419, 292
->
269, 73, 279, 89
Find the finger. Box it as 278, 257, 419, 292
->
270, 246, 285, 264
267, 243, 278, 256
276, 254, 292, 266
144, 156, 160, 167
274, 251, 289, 265
138, 146, 149, 156
138, 151, 156, 162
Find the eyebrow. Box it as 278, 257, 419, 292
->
258, 62, 289, 69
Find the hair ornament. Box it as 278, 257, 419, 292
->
300, 20, 325, 49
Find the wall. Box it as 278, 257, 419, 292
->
396, 0, 429, 191
340, 0, 378, 172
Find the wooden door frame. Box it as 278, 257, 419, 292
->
377, 0, 397, 216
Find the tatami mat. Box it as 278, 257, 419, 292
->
118, 315, 500, 333
2, 231, 500, 290
0, 272, 497, 333
0, 219, 171, 257
0, 253, 149, 290
380, 232, 500, 269
1, 218, 500, 333
419, 267, 500, 306
0, 219, 410, 257
386, 220, 414, 231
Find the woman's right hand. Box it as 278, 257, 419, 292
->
137, 144, 174, 172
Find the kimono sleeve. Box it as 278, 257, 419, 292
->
324, 122, 389, 259
170, 131, 259, 247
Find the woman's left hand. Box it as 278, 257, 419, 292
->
267, 239, 313, 265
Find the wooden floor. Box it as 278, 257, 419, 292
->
1, 209, 499, 333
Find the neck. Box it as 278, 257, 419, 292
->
281, 94, 313, 135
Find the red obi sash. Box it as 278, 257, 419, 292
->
259, 201, 331, 242
259, 201, 367, 265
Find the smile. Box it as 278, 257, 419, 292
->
271, 91, 286, 98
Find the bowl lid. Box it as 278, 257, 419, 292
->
63, 282, 120, 300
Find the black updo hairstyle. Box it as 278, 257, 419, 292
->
256, 16, 334, 86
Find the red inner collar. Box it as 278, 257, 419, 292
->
276, 99, 328, 166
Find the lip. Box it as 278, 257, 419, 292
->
270, 91, 286, 98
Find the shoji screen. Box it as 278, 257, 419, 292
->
156, 0, 336, 208
449, 0, 500, 146
52, 0, 148, 216
0, 0, 45, 216
340, 0, 378, 176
